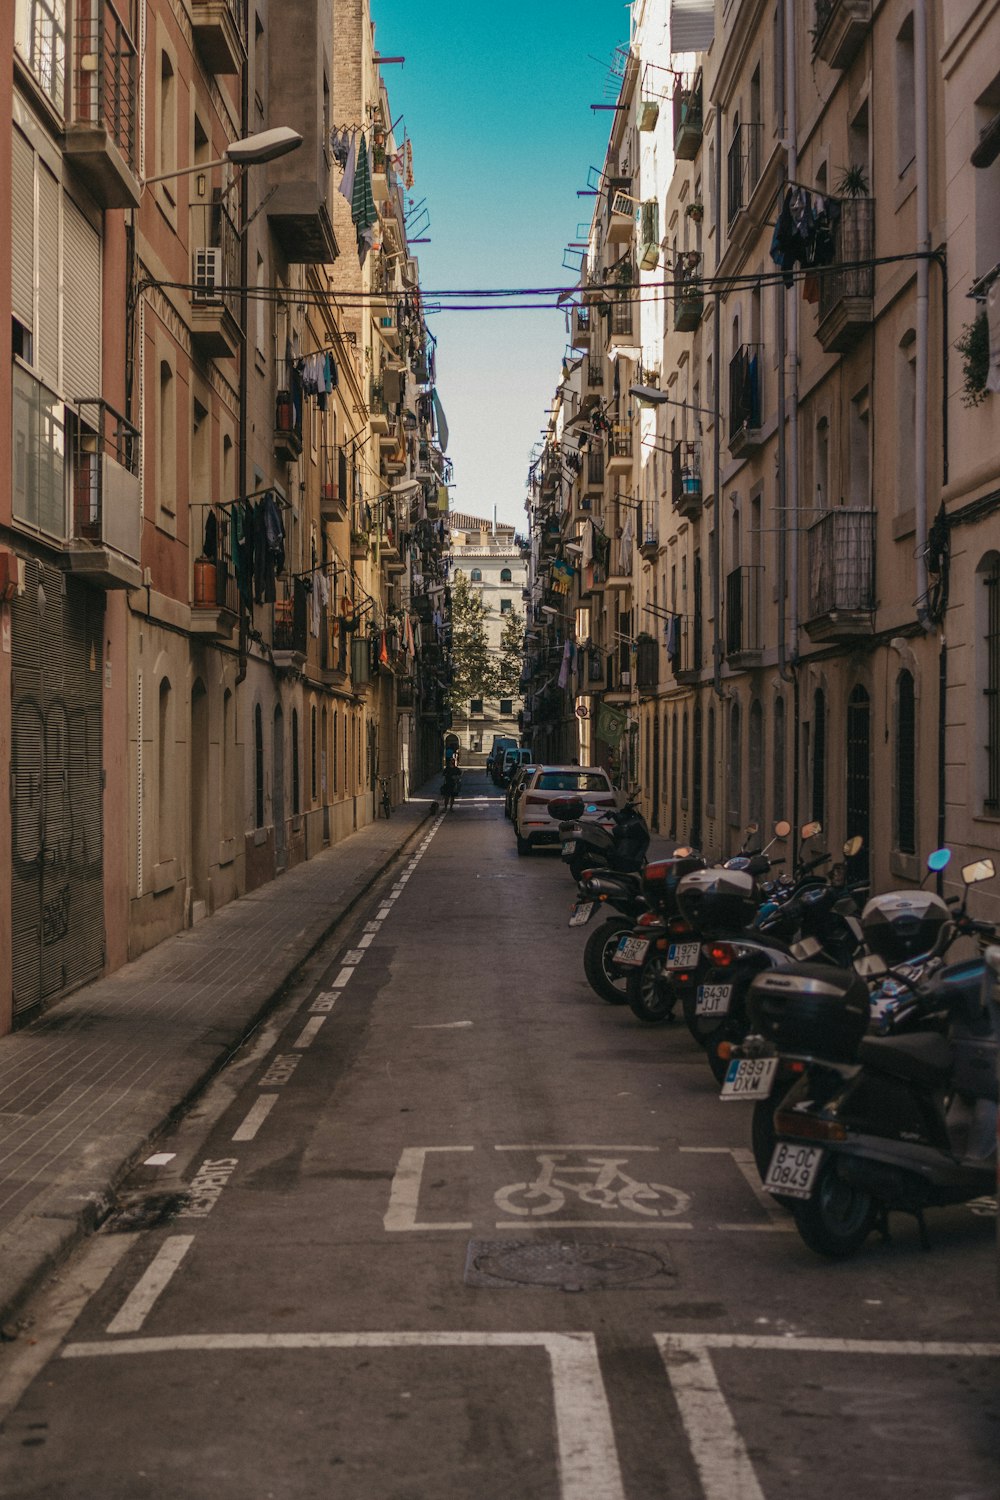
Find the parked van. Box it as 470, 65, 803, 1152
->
487, 736, 518, 782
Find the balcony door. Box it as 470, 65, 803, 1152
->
845, 685, 871, 882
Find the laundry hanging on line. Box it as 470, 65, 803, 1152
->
769, 186, 842, 301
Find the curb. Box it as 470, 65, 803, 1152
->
0, 802, 438, 1332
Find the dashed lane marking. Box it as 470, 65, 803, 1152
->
293, 1016, 326, 1049
105, 1236, 195, 1335
331, 968, 355, 988
232, 1094, 279, 1141
61, 1331, 625, 1500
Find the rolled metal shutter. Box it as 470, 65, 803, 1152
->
11, 129, 34, 330
63, 196, 102, 401
36, 162, 60, 387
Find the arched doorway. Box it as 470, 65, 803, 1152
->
190, 679, 209, 903
846, 685, 871, 882
273, 705, 286, 872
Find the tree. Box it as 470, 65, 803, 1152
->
496, 604, 525, 700
447, 571, 497, 710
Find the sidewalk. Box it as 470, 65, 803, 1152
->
0, 783, 439, 1327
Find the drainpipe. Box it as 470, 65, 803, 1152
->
712, 124, 723, 703
235, 29, 250, 687
784, 0, 800, 667
914, 0, 932, 632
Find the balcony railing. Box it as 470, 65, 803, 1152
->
728, 345, 763, 448
674, 75, 703, 161
673, 264, 703, 331
671, 441, 703, 518
727, 123, 763, 225
571, 306, 592, 347
806, 509, 875, 622
71, 398, 141, 566
191, 193, 242, 329
586, 358, 604, 391
586, 448, 605, 488
817, 196, 874, 352
65, 0, 140, 207
192, 503, 241, 619
606, 427, 634, 463
813, 0, 871, 68
610, 299, 634, 338
273, 578, 308, 658
725, 566, 762, 659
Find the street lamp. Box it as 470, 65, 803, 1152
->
143, 126, 303, 186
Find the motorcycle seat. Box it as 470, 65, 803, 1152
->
858, 1031, 953, 1087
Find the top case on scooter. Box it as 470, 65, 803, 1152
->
748, 963, 870, 1063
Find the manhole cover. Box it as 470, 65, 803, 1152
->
464, 1239, 675, 1291
105, 1192, 190, 1233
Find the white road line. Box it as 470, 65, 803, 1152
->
232, 1094, 279, 1141
413, 1021, 473, 1030
376, 907, 393, 919
310, 993, 338, 1013
357, 933, 374, 948
495, 1144, 661, 1152
364, 920, 382, 932
496, 1220, 694, 1231
62, 1331, 625, 1500
105, 1237, 195, 1336
293, 1016, 326, 1049
384, 1146, 474, 1231
331, 967, 355, 988
656, 1332, 1000, 1500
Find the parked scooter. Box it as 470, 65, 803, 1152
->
756, 856, 997, 1257
567, 868, 649, 1004
610, 851, 709, 1024
557, 793, 650, 882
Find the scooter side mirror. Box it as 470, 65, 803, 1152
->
745, 823, 759, 836
843, 835, 864, 858
773, 820, 792, 838
926, 848, 952, 873
962, 857, 995, 885
800, 821, 822, 839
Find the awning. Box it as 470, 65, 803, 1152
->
432, 388, 449, 451
670, 0, 714, 52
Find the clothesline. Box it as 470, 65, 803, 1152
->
205, 487, 292, 512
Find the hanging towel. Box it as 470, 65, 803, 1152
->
203, 509, 218, 560
558, 641, 573, 691
665, 614, 680, 659
339, 131, 357, 206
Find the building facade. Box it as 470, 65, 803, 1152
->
448, 512, 526, 758
524, 0, 1000, 916
2, 0, 452, 1032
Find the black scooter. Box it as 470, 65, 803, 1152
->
761, 856, 997, 1257
557, 793, 650, 882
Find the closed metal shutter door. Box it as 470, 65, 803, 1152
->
10, 562, 105, 1021
12, 129, 34, 329
63, 196, 102, 401
36, 163, 61, 387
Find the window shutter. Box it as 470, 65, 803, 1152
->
36, 162, 61, 386
63, 196, 102, 401
641, 199, 659, 246
12, 130, 34, 329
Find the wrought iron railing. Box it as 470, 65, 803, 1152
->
72, 1, 139, 172
729, 345, 763, 439
671, 442, 702, 508
607, 427, 633, 462
586, 448, 605, 487
818, 197, 874, 320
72, 398, 141, 561
273, 578, 308, 654
727, 123, 763, 225
191, 191, 241, 324
806, 509, 875, 618
725, 566, 762, 656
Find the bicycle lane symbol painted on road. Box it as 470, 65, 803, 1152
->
493, 1147, 693, 1230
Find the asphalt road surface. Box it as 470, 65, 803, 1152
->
2, 771, 999, 1498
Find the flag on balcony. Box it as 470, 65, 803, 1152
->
596, 702, 626, 750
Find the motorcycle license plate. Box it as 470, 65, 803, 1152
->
696, 982, 732, 1015
764, 1143, 824, 1199
562, 841, 577, 856
666, 941, 700, 969
568, 901, 595, 927
720, 1056, 778, 1100
615, 935, 650, 967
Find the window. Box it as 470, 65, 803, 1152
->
254, 704, 265, 828
748, 699, 763, 828
500, 567, 512, 582
983, 555, 1000, 814
500, 598, 512, 613
895, 16, 915, 176
849, 390, 870, 507
812, 689, 827, 826
291, 709, 300, 816
974, 73, 1000, 277
470, 568, 482, 582
311, 706, 318, 803
773, 695, 786, 820
681, 709, 689, 809
255, 253, 266, 358
728, 700, 742, 824
814, 417, 829, 510
12, 367, 66, 537
14, 0, 65, 113
158, 359, 176, 521
500, 699, 513, 715
470, 698, 484, 715
706, 705, 716, 813
159, 679, 174, 860
159, 51, 177, 189
896, 671, 916, 852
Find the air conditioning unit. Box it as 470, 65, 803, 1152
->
192, 247, 222, 303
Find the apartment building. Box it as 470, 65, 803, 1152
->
525, 0, 1000, 910
448, 512, 526, 758
2, 0, 451, 1031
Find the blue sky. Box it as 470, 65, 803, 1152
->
370, 1, 628, 532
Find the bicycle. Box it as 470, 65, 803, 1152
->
377, 776, 392, 818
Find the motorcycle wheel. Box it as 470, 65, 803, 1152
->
582, 917, 631, 1005
681, 989, 728, 1050
793, 1161, 876, 1260
627, 955, 677, 1025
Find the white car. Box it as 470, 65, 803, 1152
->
513, 765, 617, 855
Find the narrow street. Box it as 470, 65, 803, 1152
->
0, 772, 997, 1500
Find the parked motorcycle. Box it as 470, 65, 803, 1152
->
557, 793, 650, 882
610, 852, 708, 1024
568, 867, 649, 1005
755, 856, 997, 1257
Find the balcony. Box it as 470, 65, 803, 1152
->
351, 635, 372, 691
571, 306, 592, 348
266, 0, 337, 263
671, 442, 703, 521
639, 533, 659, 562
584, 447, 605, 494
673, 75, 703, 161
673, 262, 703, 332
191, 0, 246, 74
190, 194, 243, 359
65, 399, 142, 590
606, 178, 635, 245
320, 604, 349, 683
673, 615, 703, 684
369, 382, 392, 436
272, 579, 308, 670
816, 197, 874, 353
64, 1, 140, 209
370, 129, 393, 206
803, 509, 876, 643
813, 0, 871, 70
725, 566, 763, 665
274, 391, 302, 462
605, 427, 634, 475
320, 445, 348, 522
635, 635, 659, 690
728, 344, 764, 457
727, 123, 764, 228
191, 504, 240, 639
609, 298, 635, 340
583, 358, 604, 406
382, 422, 407, 472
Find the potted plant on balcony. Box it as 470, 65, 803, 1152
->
834, 163, 870, 199
685, 201, 704, 223
956, 312, 990, 408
